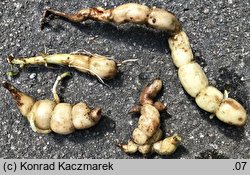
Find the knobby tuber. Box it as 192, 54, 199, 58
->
168, 32, 247, 126
41, 3, 181, 35
41, 3, 247, 126
3, 72, 102, 134
119, 79, 181, 155
8, 52, 117, 80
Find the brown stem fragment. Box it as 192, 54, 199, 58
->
139, 78, 163, 105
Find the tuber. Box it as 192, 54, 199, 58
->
119, 79, 181, 155
3, 72, 102, 134
7, 52, 117, 81
41, 3, 181, 35
41, 3, 248, 126
120, 134, 181, 155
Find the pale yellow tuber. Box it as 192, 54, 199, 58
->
41, 3, 247, 126
195, 86, 223, 113
168, 31, 194, 68
8, 53, 117, 80
215, 91, 247, 126
3, 72, 102, 134
119, 79, 181, 156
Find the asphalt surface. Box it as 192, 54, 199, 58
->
0, 0, 249, 159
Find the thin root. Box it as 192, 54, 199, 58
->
52, 72, 72, 103
70, 49, 93, 56
41, 8, 88, 30
117, 59, 139, 66
28, 112, 52, 134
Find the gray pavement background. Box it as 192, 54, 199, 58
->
0, 0, 249, 159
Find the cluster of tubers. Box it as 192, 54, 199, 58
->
40, 3, 247, 126
3, 2, 248, 157
3, 72, 102, 135
119, 79, 181, 155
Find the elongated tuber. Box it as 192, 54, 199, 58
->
8, 53, 117, 80
119, 79, 181, 156
41, 3, 181, 35
168, 31, 247, 126
3, 72, 102, 134
42, 3, 248, 126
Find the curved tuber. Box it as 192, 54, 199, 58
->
3, 72, 102, 134
42, 3, 248, 126
119, 79, 181, 156
41, 3, 182, 35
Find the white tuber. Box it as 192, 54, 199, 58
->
3, 72, 102, 134
152, 134, 181, 155
195, 86, 223, 113
216, 98, 247, 126
119, 133, 181, 156
130, 79, 165, 145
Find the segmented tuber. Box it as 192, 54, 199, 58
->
3, 72, 102, 134
41, 3, 247, 126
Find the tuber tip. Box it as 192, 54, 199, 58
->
90, 107, 102, 122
